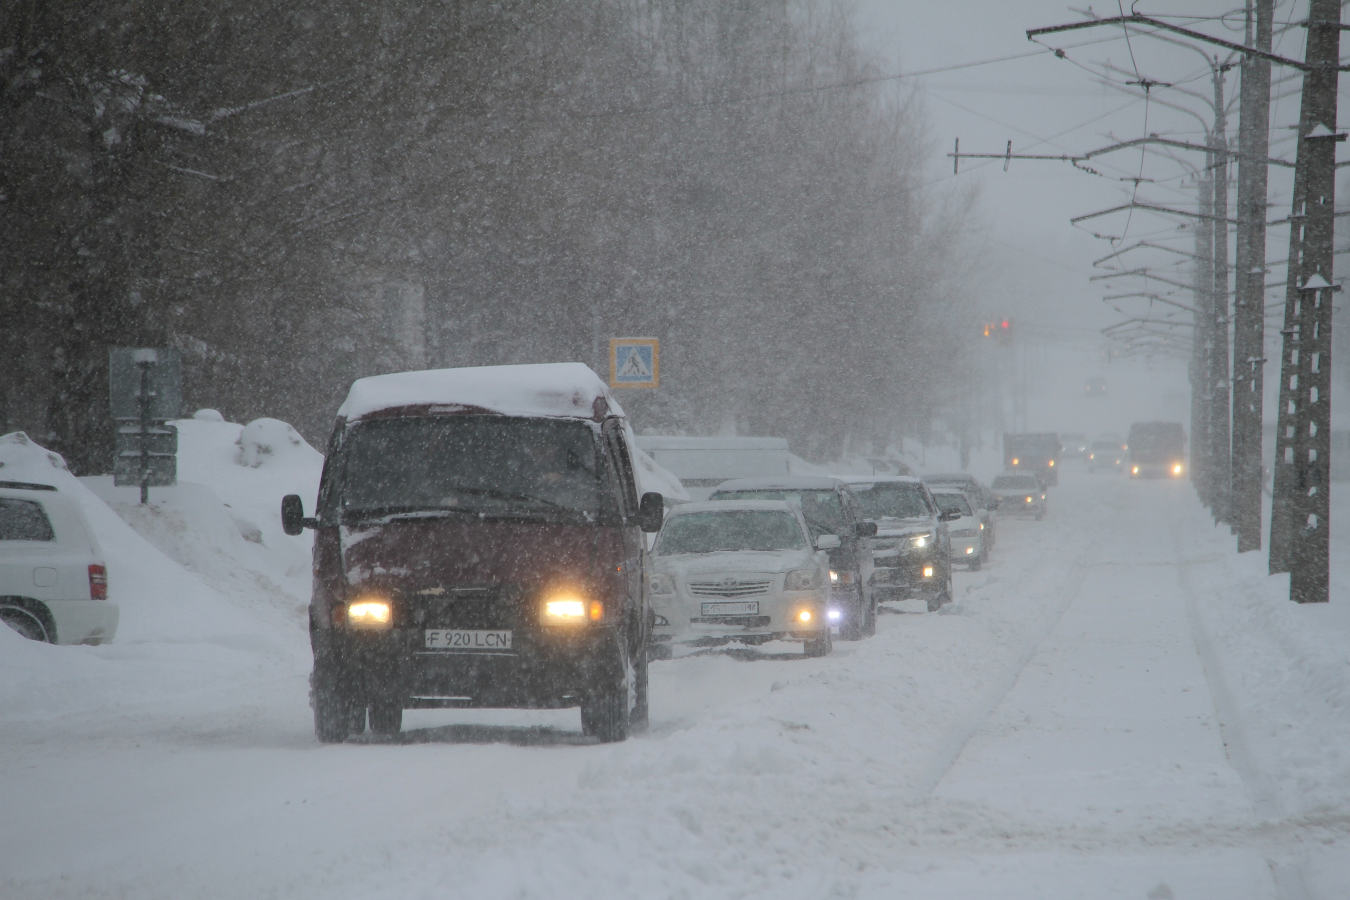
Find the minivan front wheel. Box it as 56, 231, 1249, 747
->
581, 638, 634, 742
368, 701, 403, 736
311, 661, 352, 744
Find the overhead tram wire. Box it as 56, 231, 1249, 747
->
574, 29, 1163, 121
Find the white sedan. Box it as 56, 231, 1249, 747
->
650, 499, 834, 657
0, 480, 118, 644
930, 487, 986, 569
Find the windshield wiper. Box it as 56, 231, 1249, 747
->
342, 504, 480, 522
443, 486, 587, 516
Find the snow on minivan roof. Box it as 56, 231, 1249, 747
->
337, 363, 624, 423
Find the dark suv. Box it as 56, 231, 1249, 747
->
708, 477, 876, 640
842, 476, 956, 612
282, 364, 663, 743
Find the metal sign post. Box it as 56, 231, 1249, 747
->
109, 348, 181, 503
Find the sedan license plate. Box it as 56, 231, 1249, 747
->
424, 629, 512, 651
700, 601, 759, 616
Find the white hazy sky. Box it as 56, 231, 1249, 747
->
852, 1, 1335, 367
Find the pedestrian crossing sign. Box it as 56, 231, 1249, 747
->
609, 337, 659, 388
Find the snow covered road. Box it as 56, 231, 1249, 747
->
2, 465, 1347, 899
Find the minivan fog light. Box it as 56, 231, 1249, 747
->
796, 609, 813, 624
347, 596, 393, 629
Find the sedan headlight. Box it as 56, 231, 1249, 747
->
347, 594, 393, 630
650, 573, 675, 595
784, 568, 822, 591
909, 531, 934, 549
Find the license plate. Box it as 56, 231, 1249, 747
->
424, 629, 513, 651
700, 601, 759, 616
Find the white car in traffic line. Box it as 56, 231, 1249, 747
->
929, 487, 985, 569
0, 480, 118, 644
649, 499, 834, 657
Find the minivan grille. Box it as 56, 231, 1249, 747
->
688, 578, 773, 598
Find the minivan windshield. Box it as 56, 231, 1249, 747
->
334, 416, 603, 521
655, 509, 809, 555
849, 482, 929, 520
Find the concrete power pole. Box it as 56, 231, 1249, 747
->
1192, 168, 1216, 508
1269, 0, 1342, 603
1209, 64, 1232, 525
1231, 0, 1273, 553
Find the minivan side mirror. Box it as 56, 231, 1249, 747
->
815, 534, 842, 551
281, 494, 316, 535
637, 491, 664, 533
855, 520, 878, 538
939, 509, 961, 522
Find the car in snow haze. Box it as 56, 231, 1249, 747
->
281, 363, 664, 744
923, 472, 997, 552
841, 475, 954, 612
649, 500, 834, 658
929, 487, 986, 570
0, 480, 118, 645
990, 472, 1047, 519
1088, 439, 1124, 472
708, 476, 877, 641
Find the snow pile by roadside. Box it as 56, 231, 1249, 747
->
1179, 496, 1350, 823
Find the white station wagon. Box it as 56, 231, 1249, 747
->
0, 480, 118, 645
649, 500, 835, 657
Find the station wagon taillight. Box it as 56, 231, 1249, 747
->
88, 564, 108, 600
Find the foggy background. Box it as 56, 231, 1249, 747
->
2, 1, 1344, 470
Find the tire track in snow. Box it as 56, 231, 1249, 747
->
902, 540, 1090, 803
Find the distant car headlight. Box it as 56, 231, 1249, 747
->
346, 595, 393, 630
978, 521, 985, 530
909, 531, 934, 549
1171, 462, 1184, 477
1025, 495, 1034, 504
785, 568, 822, 591
827, 607, 843, 622
1048, 459, 1055, 468
650, 573, 675, 595
829, 569, 854, 585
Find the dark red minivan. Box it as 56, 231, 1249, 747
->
282, 364, 663, 743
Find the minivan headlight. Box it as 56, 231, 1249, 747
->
347, 595, 393, 630
784, 568, 821, 591
650, 573, 675, 595
909, 531, 933, 549
542, 593, 603, 624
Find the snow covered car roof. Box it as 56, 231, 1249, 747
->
839, 475, 923, 487
712, 475, 847, 492
665, 499, 800, 516
337, 363, 623, 423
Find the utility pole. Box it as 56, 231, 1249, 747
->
1208, 61, 1233, 525
1231, 0, 1274, 552
1194, 167, 1216, 509
1269, 0, 1342, 603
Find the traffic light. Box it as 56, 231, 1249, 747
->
981, 319, 1013, 344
